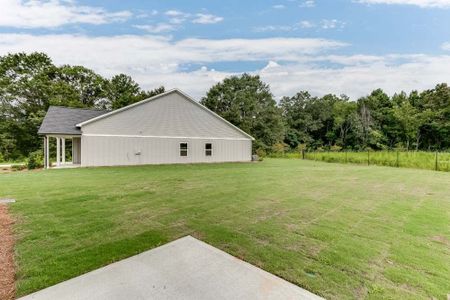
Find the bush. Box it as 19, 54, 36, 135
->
297, 143, 307, 152
271, 142, 288, 155
27, 150, 44, 170
0, 152, 4, 162
330, 145, 342, 152
255, 148, 266, 161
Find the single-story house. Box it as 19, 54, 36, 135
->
38, 89, 254, 168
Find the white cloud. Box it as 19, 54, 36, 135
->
320, 19, 346, 29
0, 33, 344, 68
259, 55, 450, 99
159, 10, 224, 26
192, 14, 224, 24
299, 0, 316, 7
357, 0, 450, 8
0, 0, 131, 28
133, 23, 176, 33
165, 10, 186, 17
0, 33, 448, 100
272, 4, 286, 9
136, 10, 158, 19
442, 42, 450, 50
164, 10, 190, 24
253, 25, 294, 32
255, 19, 345, 32
176, 37, 347, 60
299, 21, 315, 28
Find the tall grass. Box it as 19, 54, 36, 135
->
270, 151, 450, 172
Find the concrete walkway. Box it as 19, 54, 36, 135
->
19, 236, 323, 300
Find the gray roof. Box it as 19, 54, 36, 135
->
38, 106, 110, 135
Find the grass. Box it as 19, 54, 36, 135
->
1, 159, 449, 299
0, 162, 25, 166
271, 151, 450, 172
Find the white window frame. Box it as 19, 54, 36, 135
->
205, 143, 213, 156
180, 142, 188, 157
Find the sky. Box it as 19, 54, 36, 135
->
0, 0, 450, 100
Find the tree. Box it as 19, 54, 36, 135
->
419, 83, 450, 149
106, 74, 165, 109
201, 74, 284, 151
280, 91, 320, 148
0, 52, 56, 159
106, 74, 141, 109
280, 92, 353, 149
55, 65, 108, 108
332, 99, 357, 148
356, 89, 394, 149
393, 101, 420, 150
140, 86, 165, 100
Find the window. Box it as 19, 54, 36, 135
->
205, 143, 212, 156
180, 143, 188, 157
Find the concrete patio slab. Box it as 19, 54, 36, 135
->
19, 236, 323, 300
0, 198, 15, 204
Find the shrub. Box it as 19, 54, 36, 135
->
297, 143, 307, 152
0, 152, 4, 162
252, 140, 269, 154
27, 150, 44, 170
330, 145, 342, 152
271, 142, 288, 155
256, 148, 266, 161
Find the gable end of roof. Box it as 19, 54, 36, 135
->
76, 89, 255, 140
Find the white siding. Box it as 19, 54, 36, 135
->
72, 137, 81, 164
81, 135, 251, 167
79, 91, 252, 166
81, 92, 247, 139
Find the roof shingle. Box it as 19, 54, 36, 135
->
38, 106, 109, 135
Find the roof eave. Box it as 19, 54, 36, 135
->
38, 132, 82, 136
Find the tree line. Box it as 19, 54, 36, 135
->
1, 52, 449, 161
201, 74, 449, 153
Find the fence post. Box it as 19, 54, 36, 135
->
302, 149, 305, 160
367, 150, 370, 166
435, 151, 438, 171
345, 150, 348, 163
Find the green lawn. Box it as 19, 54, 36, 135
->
1, 159, 449, 299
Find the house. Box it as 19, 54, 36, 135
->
38, 89, 254, 168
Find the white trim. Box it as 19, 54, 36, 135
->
45, 136, 50, 169
56, 137, 61, 166
47, 134, 80, 138
62, 138, 65, 164
82, 133, 251, 141
76, 89, 255, 141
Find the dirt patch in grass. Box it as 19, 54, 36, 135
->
431, 235, 449, 246
0, 167, 12, 174
0, 204, 15, 300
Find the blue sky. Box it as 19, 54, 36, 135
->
1, 0, 450, 99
